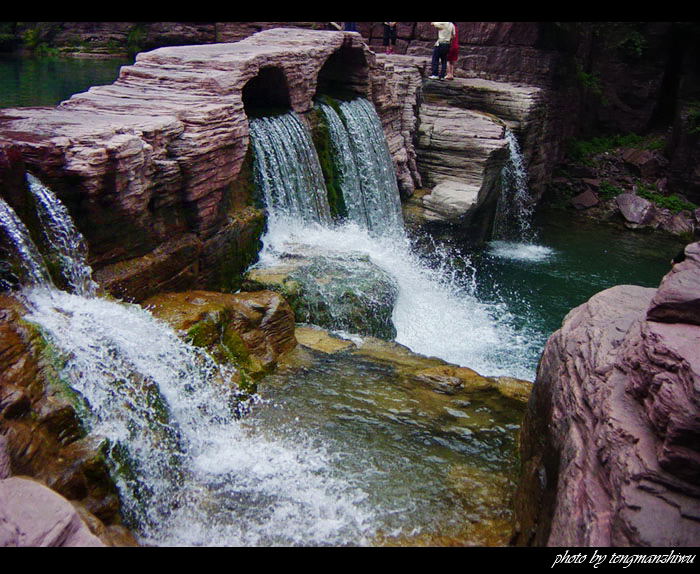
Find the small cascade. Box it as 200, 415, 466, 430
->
250, 99, 538, 380
492, 129, 536, 243
316, 98, 403, 235
26, 173, 98, 297
0, 196, 53, 288
336, 98, 404, 235
248, 111, 332, 225
1, 176, 374, 546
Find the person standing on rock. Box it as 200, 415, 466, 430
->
445, 22, 459, 80
383, 22, 397, 54
429, 21, 455, 80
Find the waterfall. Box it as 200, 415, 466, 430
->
492, 129, 535, 243
248, 111, 332, 226
317, 98, 404, 235
251, 99, 539, 380
1, 181, 374, 545
26, 173, 98, 297
0, 196, 53, 288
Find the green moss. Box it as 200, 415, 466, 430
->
310, 102, 347, 219
20, 318, 92, 430
686, 101, 700, 135
185, 310, 264, 382
636, 188, 697, 213
567, 133, 665, 164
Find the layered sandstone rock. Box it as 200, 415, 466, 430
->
405, 76, 550, 238
143, 289, 297, 376
0, 29, 422, 302
514, 242, 700, 547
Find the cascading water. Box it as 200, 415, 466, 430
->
317, 99, 403, 235
251, 99, 539, 380
248, 111, 332, 226
490, 129, 555, 264
1, 180, 376, 546
492, 129, 535, 243
0, 196, 53, 288
26, 173, 98, 297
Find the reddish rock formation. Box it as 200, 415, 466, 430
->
0, 29, 422, 302
514, 242, 700, 547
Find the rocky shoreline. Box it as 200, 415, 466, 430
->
513, 241, 700, 546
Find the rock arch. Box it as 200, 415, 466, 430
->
242, 66, 292, 115
316, 43, 370, 100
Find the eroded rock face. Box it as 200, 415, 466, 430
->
0, 29, 422, 303
514, 242, 700, 547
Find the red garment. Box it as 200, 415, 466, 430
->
447, 24, 459, 62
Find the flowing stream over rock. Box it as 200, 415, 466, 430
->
0, 178, 378, 546
250, 99, 539, 380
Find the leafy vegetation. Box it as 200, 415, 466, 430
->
598, 182, 624, 200
635, 182, 697, 213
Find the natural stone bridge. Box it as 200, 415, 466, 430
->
0, 27, 552, 301
0, 28, 424, 300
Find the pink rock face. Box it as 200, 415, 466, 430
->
514, 242, 700, 547
0, 476, 106, 547
0, 29, 423, 302
647, 242, 700, 325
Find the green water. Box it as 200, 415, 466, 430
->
251, 346, 524, 545
466, 209, 683, 375
0, 54, 133, 108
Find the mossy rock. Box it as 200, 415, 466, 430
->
244, 253, 399, 340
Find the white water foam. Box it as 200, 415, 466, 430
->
257, 218, 538, 380
488, 240, 557, 263
21, 285, 377, 546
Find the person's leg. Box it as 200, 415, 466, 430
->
439, 44, 449, 78
431, 46, 440, 78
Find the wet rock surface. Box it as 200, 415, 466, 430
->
0, 295, 138, 546
243, 254, 399, 340
143, 289, 297, 376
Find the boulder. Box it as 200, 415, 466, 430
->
143, 289, 297, 376
621, 147, 669, 179
647, 241, 700, 325
422, 180, 480, 220
243, 254, 399, 340
570, 189, 599, 210
0, 476, 105, 547
615, 192, 656, 225
514, 242, 700, 546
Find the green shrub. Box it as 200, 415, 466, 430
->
567, 133, 665, 163
636, 189, 697, 213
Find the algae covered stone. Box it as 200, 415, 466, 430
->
244, 253, 399, 340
